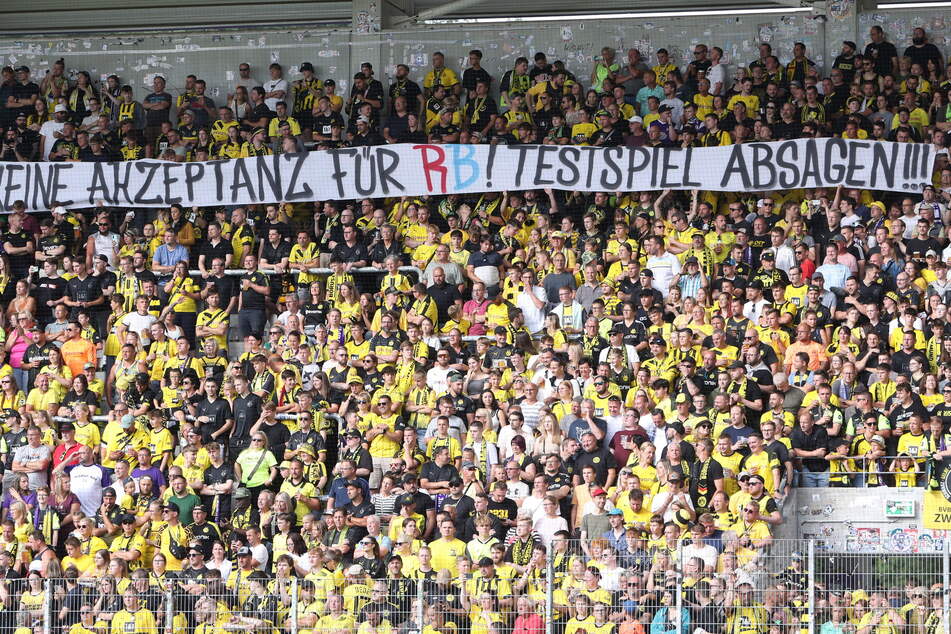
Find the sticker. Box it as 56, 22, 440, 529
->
226, 71, 234, 81
270, 51, 280, 63
83, 41, 91, 49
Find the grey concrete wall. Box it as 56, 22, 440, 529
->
776, 487, 947, 555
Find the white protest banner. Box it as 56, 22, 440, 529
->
0, 138, 935, 212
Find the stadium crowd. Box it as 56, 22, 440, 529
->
0, 21, 947, 634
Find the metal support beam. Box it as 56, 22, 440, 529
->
393, 0, 492, 24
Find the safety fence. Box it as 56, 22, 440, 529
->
6, 537, 951, 634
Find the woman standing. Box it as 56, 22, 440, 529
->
234, 433, 278, 500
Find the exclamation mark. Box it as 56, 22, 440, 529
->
921, 144, 931, 181
485, 144, 497, 188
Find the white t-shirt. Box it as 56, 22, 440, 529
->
516, 287, 548, 334
263, 78, 288, 111
250, 542, 270, 571
39, 120, 66, 160
707, 62, 727, 95
122, 312, 158, 345
426, 366, 451, 394
70, 463, 108, 517
646, 251, 681, 298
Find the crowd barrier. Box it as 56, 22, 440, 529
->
12, 538, 949, 634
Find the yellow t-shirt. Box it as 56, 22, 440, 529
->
429, 537, 467, 576
423, 68, 460, 90
110, 608, 157, 634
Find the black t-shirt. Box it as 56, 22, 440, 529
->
12, 82, 40, 117
66, 274, 103, 305
2, 230, 31, 272
486, 497, 518, 538
22, 342, 54, 388
419, 461, 459, 485
92, 271, 117, 310
396, 129, 427, 144
261, 240, 291, 267
259, 420, 290, 458
574, 447, 618, 484
35, 276, 67, 324
313, 111, 345, 137
427, 283, 462, 323
790, 426, 830, 472
195, 397, 232, 442
248, 103, 272, 125
207, 273, 237, 305
239, 271, 269, 310
200, 239, 234, 267
302, 300, 332, 326
330, 240, 369, 265
231, 393, 263, 444
864, 41, 898, 75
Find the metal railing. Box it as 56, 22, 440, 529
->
10, 538, 951, 634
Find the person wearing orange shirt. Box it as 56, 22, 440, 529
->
61, 321, 98, 378
783, 324, 827, 373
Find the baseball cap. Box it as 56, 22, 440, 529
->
83, 362, 96, 370
675, 394, 688, 404
684, 256, 699, 265
52, 205, 67, 215
300, 62, 315, 72
607, 508, 623, 516
237, 547, 252, 557
54, 103, 67, 113
591, 487, 607, 497
233, 487, 251, 499
649, 336, 666, 346
628, 115, 643, 124
399, 494, 416, 506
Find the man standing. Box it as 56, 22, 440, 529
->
60, 321, 97, 378
11, 426, 51, 491
864, 26, 898, 77
38, 102, 68, 161
238, 254, 270, 338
